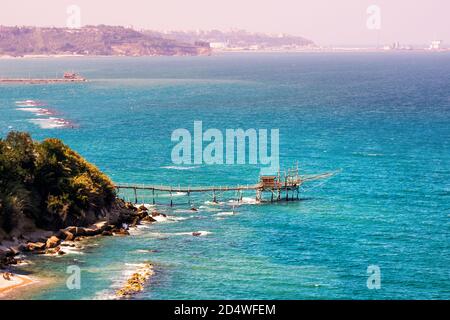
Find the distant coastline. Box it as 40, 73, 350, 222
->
1, 48, 448, 60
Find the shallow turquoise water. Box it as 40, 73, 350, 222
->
0, 53, 449, 299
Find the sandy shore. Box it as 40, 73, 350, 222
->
0, 271, 37, 298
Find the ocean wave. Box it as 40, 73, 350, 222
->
227, 197, 260, 205
214, 211, 236, 217
133, 249, 158, 254
154, 192, 187, 198
161, 165, 199, 170
15, 100, 46, 107
352, 151, 384, 157
151, 214, 188, 223
204, 200, 225, 206
198, 205, 221, 212
16, 107, 55, 116
147, 230, 211, 237
173, 208, 199, 213
28, 117, 72, 129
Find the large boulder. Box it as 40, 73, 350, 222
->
25, 242, 46, 252
82, 228, 101, 237
60, 230, 75, 241
46, 236, 61, 249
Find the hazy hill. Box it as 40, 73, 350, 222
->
0, 25, 211, 57
149, 29, 315, 50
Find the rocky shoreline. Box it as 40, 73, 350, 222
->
0, 199, 163, 297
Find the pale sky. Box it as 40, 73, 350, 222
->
1, 0, 448, 46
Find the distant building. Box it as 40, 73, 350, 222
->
209, 42, 228, 49
429, 40, 443, 50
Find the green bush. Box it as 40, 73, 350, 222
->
0, 132, 116, 232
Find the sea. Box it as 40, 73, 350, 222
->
0, 52, 449, 299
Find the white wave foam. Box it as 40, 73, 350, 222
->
28, 117, 71, 129
16, 107, 54, 116
227, 197, 260, 206
204, 200, 225, 206
133, 203, 156, 210
15, 100, 45, 107
198, 205, 221, 212
147, 230, 211, 237
353, 152, 384, 157
151, 214, 187, 223
161, 165, 199, 170
173, 208, 198, 213
215, 211, 235, 217
155, 191, 186, 198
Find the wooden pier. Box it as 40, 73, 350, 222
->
0, 72, 86, 84
114, 166, 338, 206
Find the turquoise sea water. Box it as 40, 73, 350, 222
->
0, 53, 449, 299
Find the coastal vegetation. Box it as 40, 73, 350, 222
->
0, 131, 117, 239
0, 132, 158, 275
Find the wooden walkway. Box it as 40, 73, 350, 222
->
115, 183, 262, 193
114, 169, 339, 205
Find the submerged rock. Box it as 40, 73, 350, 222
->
141, 216, 157, 223
116, 263, 154, 298
151, 211, 167, 218
138, 204, 148, 212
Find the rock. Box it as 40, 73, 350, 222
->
102, 231, 113, 236
130, 217, 140, 227
58, 250, 66, 255
138, 204, 148, 212
46, 236, 61, 249
116, 263, 154, 298
141, 216, 156, 223
112, 228, 130, 236
61, 242, 76, 247
190, 207, 198, 211
25, 242, 46, 252
45, 246, 61, 255
103, 225, 115, 232
60, 230, 74, 241
6, 247, 20, 256
82, 228, 101, 237
125, 202, 138, 211
192, 232, 202, 237
64, 226, 78, 235
151, 211, 166, 218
